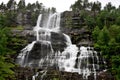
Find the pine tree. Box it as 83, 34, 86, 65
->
97, 26, 110, 45
92, 26, 100, 42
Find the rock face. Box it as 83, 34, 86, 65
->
28, 32, 67, 67
34, 69, 115, 80
11, 29, 36, 43
61, 11, 93, 46
14, 67, 115, 80
14, 66, 34, 80
51, 32, 67, 52
12, 11, 93, 49
17, 31, 68, 68
36, 70, 83, 80
97, 71, 115, 80
29, 41, 52, 59
13, 11, 115, 80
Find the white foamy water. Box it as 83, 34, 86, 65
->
16, 12, 106, 80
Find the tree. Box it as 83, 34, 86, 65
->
91, 1, 101, 11
51, 7, 56, 13
116, 33, 120, 43
5, 11, 17, 27
0, 28, 15, 80
26, 3, 32, 10
96, 11, 109, 29
0, 56, 15, 80
0, 14, 7, 27
111, 55, 120, 80
18, 0, 25, 10
0, 2, 7, 11
70, 0, 83, 11
35, 1, 43, 10
91, 1, 101, 18
92, 26, 100, 42
0, 13, 15, 80
104, 2, 116, 12
116, 16, 120, 25
109, 25, 120, 39
7, 0, 14, 9
83, 0, 90, 10
85, 16, 96, 30
97, 26, 110, 46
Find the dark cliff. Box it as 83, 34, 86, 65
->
12, 11, 114, 80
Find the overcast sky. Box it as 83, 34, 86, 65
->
0, 0, 120, 12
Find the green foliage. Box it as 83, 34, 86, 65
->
97, 26, 110, 45
0, 12, 17, 79
104, 2, 116, 12
96, 11, 108, 29
91, 1, 101, 12
92, 25, 120, 80
92, 26, 100, 42
0, 27, 15, 80
0, 14, 7, 27
116, 33, 120, 42
70, 0, 83, 11
7, 0, 14, 9
70, 2, 120, 79
116, 16, 120, 25
0, 56, 15, 80
53, 78, 59, 80
1, 0, 120, 79
85, 16, 96, 30
5, 11, 17, 27
0, 27, 9, 55
0, 2, 7, 10
9, 36, 27, 53
71, 2, 120, 80
111, 56, 120, 79
0, 0, 56, 27
10, 25, 24, 30
108, 25, 120, 39
0, 10, 17, 27
18, 0, 25, 10
108, 38, 117, 47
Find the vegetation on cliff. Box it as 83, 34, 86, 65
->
0, 14, 15, 80
0, 0, 56, 79
70, 0, 120, 79
0, 0, 120, 80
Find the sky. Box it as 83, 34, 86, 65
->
0, 0, 120, 12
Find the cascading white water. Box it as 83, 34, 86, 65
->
16, 12, 106, 80
34, 14, 42, 41
78, 46, 98, 79
16, 41, 36, 67
16, 12, 61, 67
58, 45, 79, 72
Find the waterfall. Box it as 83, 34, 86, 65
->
78, 47, 98, 79
16, 12, 106, 80
16, 41, 36, 67
34, 14, 42, 41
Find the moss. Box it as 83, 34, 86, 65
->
10, 25, 24, 30
7, 34, 28, 54
53, 78, 59, 80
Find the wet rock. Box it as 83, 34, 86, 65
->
97, 71, 115, 80
28, 32, 67, 60
14, 66, 34, 80
51, 32, 67, 52
29, 41, 52, 59
35, 70, 83, 80
21, 32, 68, 68
14, 67, 115, 80
11, 29, 36, 43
